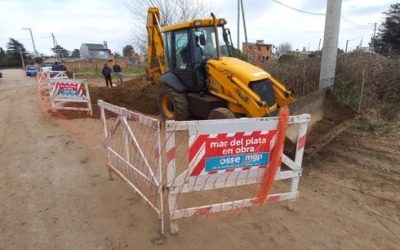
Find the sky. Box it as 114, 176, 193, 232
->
0, 0, 396, 56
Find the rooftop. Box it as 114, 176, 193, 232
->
82, 43, 109, 51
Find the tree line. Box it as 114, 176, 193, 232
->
0, 38, 138, 68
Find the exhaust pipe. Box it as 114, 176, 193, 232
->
211, 13, 220, 58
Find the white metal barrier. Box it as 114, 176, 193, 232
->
165, 114, 310, 233
47, 70, 68, 80
98, 100, 310, 235
47, 71, 69, 91
37, 71, 73, 95
36, 71, 49, 93
98, 100, 164, 233
49, 79, 93, 115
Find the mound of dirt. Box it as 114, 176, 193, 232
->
89, 76, 160, 115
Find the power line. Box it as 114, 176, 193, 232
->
271, 0, 371, 27
341, 16, 371, 27
347, 27, 372, 41
271, 0, 324, 16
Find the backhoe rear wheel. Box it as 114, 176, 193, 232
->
208, 107, 236, 119
158, 87, 190, 120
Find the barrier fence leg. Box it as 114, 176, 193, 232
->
99, 101, 113, 181
108, 164, 114, 181
84, 81, 93, 116
156, 125, 165, 237
169, 195, 179, 235
123, 126, 130, 162
159, 189, 165, 236
165, 127, 179, 235
288, 122, 308, 211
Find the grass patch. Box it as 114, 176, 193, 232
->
74, 65, 145, 78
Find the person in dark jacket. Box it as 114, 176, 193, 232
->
112, 62, 123, 85
102, 64, 113, 88
59, 63, 67, 71
52, 61, 61, 71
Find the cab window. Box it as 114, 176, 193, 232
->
163, 32, 171, 71
174, 30, 190, 70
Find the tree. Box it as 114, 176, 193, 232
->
0, 47, 6, 67
6, 38, 29, 67
71, 49, 80, 58
372, 3, 400, 54
114, 52, 122, 58
34, 57, 44, 64
277, 42, 292, 54
51, 45, 70, 58
128, 0, 209, 53
0, 47, 5, 61
123, 45, 134, 58
6, 38, 28, 57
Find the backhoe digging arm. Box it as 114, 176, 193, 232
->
146, 7, 165, 85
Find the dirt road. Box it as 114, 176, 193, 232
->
0, 69, 399, 249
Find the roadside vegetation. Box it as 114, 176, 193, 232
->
262, 52, 400, 135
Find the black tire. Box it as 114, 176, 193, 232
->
208, 107, 236, 119
158, 87, 190, 120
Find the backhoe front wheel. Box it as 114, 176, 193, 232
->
208, 107, 236, 119
158, 87, 190, 120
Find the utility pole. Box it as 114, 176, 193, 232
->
52, 33, 60, 61
371, 22, 377, 52
18, 47, 25, 69
318, 38, 322, 51
237, 0, 240, 49
319, 0, 342, 89
240, 0, 248, 44
22, 27, 38, 57
345, 39, 349, 53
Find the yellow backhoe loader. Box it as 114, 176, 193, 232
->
146, 7, 356, 156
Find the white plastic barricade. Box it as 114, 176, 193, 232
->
36, 71, 49, 93
165, 114, 310, 234
98, 100, 310, 235
98, 100, 164, 234
47, 70, 68, 80
47, 71, 69, 91
49, 79, 92, 115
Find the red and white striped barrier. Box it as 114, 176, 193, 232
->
165, 114, 310, 234
36, 71, 49, 93
47, 70, 68, 80
49, 79, 92, 115
98, 100, 310, 235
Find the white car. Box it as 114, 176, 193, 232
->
40, 63, 54, 72
41, 66, 52, 72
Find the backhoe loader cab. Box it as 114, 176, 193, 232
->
161, 20, 231, 91
147, 7, 295, 121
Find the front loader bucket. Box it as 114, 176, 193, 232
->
286, 88, 357, 158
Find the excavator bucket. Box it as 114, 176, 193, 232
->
286, 88, 357, 158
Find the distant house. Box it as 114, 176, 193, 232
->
129, 52, 145, 64
43, 57, 57, 63
242, 40, 273, 63
80, 42, 110, 60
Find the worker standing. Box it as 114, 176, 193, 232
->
102, 64, 113, 88
113, 62, 123, 86
52, 61, 61, 71
59, 62, 67, 71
